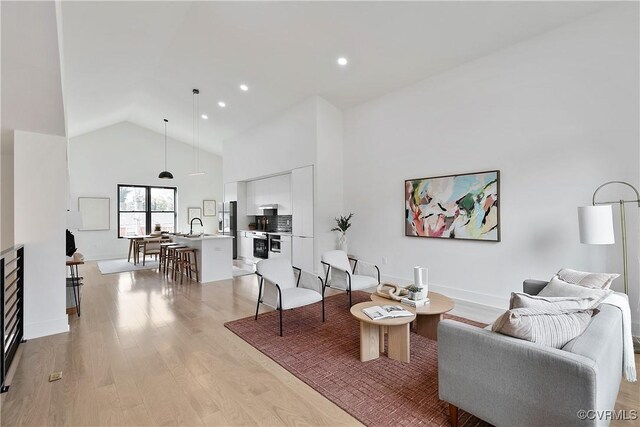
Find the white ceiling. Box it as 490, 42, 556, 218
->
59, 1, 612, 154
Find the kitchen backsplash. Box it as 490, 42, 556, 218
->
253, 215, 292, 232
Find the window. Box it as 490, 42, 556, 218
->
118, 185, 176, 237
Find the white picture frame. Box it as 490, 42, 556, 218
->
188, 207, 202, 223
203, 200, 217, 217
78, 197, 110, 231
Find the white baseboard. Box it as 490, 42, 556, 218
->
24, 317, 69, 339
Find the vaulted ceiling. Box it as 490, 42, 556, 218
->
59, 1, 612, 154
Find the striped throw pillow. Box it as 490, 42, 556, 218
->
491, 307, 598, 349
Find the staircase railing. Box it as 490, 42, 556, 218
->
1, 244, 25, 393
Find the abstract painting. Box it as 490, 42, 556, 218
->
405, 170, 500, 241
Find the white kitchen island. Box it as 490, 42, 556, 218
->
172, 235, 234, 283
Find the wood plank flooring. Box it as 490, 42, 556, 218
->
1, 262, 359, 426
1, 262, 638, 426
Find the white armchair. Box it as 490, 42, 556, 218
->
321, 250, 380, 306
255, 257, 326, 336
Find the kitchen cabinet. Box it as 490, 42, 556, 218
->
280, 235, 292, 262
237, 231, 254, 260
246, 173, 292, 216
292, 166, 314, 237
224, 182, 237, 203
292, 236, 314, 272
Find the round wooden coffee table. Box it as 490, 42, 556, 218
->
350, 301, 416, 363
370, 292, 454, 341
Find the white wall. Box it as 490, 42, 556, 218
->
14, 130, 68, 339
315, 98, 344, 271
223, 96, 345, 272
223, 97, 317, 183
1, 135, 15, 251
69, 121, 223, 260
343, 5, 640, 331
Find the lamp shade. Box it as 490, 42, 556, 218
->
578, 205, 615, 244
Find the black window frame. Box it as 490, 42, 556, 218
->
117, 184, 177, 238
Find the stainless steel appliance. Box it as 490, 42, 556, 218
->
252, 231, 268, 259
268, 234, 281, 258
218, 201, 237, 259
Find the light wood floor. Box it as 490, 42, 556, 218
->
1, 262, 638, 426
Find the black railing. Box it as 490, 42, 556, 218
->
1, 244, 24, 393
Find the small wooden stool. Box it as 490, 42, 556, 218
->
166, 245, 187, 278
175, 248, 199, 284
159, 242, 179, 273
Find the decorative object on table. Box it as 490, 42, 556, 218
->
405, 170, 500, 241
78, 197, 110, 231
413, 266, 429, 294
578, 181, 639, 295
187, 207, 202, 223
375, 283, 408, 301
203, 199, 217, 216
158, 118, 173, 179
406, 285, 425, 301
331, 212, 354, 252
400, 296, 430, 307
189, 89, 206, 176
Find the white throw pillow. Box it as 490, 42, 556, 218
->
510, 292, 606, 311
538, 276, 613, 299
492, 307, 598, 349
557, 268, 619, 289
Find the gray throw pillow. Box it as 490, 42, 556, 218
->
557, 268, 619, 289
491, 307, 598, 349
510, 292, 607, 311
538, 276, 613, 299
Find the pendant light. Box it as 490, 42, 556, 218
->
158, 118, 173, 179
189, 88, 206, 176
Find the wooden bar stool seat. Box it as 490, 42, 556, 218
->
166, 245, 187, 278
159, 242, 179, 273
175, 248, 199, 284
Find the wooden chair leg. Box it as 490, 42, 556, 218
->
449, 403, 458, 427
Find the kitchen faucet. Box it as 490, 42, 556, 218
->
190, 217, 203, 235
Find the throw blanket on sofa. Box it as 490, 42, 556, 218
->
603, 293, 636, 382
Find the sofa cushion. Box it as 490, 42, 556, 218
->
491, 307, 598, 349
538, 276, 613, 299
510, 292, 607, 311
557, 268, 619, 289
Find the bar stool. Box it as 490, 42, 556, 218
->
159, 242, 179, 273
166, 245, 187, 278
175, 248, 199, 284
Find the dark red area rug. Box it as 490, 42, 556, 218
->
225, 291, 491, 427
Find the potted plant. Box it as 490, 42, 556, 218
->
406, 285, 424, 301
331, 213, 354, 252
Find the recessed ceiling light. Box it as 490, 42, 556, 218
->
239, 84, 249, 92
201, 114, 208, 120
218, 101, 226, 108
337, 57, 348, 66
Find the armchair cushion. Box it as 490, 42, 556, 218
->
321, 250, 352, 272
351, 274, 379, 290
279, 288, 323, 310
257, 257, 297, 289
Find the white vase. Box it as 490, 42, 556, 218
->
338, 233, 348, 253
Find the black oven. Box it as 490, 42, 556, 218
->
253, 233, 268, 259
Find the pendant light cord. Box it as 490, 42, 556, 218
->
164, 118, 168, 170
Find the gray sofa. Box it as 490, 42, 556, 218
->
438, 279, 624, 427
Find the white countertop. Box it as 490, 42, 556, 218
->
238, 229, 292, 236
173, 234, 234, 241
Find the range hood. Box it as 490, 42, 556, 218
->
258, 204, 279, 210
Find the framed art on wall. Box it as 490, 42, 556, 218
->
188, 207, 202, 223
78, 197, 110, 231
405, 170, 500, 241
203, 200, 217, 217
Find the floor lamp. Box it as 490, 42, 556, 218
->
578, 181, 639, 352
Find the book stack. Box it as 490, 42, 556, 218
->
400, 297, 430, 307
